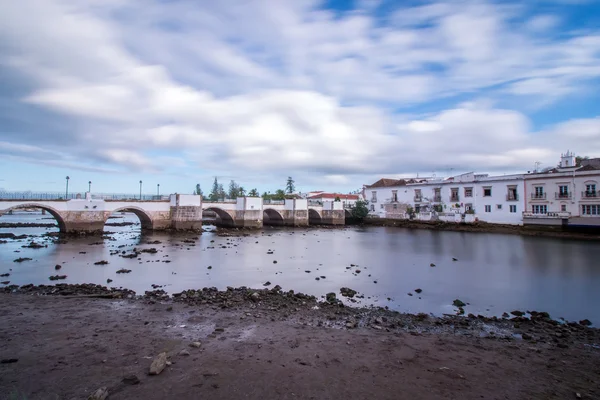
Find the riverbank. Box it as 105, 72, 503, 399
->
1, 285, 599, 399
364, 218, 600, 240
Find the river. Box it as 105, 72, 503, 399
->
1, 211, 599, 323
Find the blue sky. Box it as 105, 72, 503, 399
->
1, 0, 599, 196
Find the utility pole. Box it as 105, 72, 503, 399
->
139, 180, 143, 200
65, 176, 70, 199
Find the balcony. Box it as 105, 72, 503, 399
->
523, 211, 571, 219
582, 191, 598, 199
531, 193, 546, 200
449, 194, 459, 202
433, 195, 442, 202
506, 194, 519, 201
555, 192, 572, 200
414, 195, 422, 202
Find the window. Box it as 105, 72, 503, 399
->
532, 205, 548, 214
561, 204, 567, 212
485, 205, 491, 212
370, 205, 375, 212
414, 189, 422, 201
433, 188, 441, 201
391, 190, 398, 202
371, 191, 377, 202
465, 204, 473, 212
558, 185, 569, 198
483, 187, 492, 197
586, 184, 597, 197
582, 205, 600, 215
507, 187, 517, 201
380, 204, 384, 209
464, 187, 473, 197
450, 188, 459, 201
510, 205, 517, 213
534, 186, 544, 199
393, 204, 397, 209
497, 204, 502, 210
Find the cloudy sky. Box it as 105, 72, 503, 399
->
1, 0, 599, 195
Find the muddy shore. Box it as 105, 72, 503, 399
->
1, 284, 599, 399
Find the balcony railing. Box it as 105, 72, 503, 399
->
582, 191, 598, 198
450, 195, 459, 202
506, 194, 519, 201
433, 195, 442, 202
523, 211, 571, 219
555, 192, 572, 200
414, 195, 422, 202
531, 193, 546, 200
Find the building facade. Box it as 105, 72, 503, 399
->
523, 152, 600, 227
306, 192, 359, 208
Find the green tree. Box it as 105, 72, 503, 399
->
217, 184, 226, 200
350, 199, 369, 221
208, 177, 219, 201
228, 180, 239, 199
262, 192, 269, 199
238, 186, 246, 197
334, 196, 341, 202
194, 184, 203, 197
285, 177, 295, 194
273, 189, 286, 200
576, 156, 589, 167
248, 188, 259, 197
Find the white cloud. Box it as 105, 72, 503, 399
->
0, 0, 599, 190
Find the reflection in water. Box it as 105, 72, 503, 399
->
1, 212, 599, 323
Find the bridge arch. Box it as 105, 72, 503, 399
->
105, 206, 154, 230
203, 207, 235, 228
263, 208, 285, 226
308, 208, 322, 225
0, 203, 67, 233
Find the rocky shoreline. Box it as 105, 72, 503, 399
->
2, 283, 597, 347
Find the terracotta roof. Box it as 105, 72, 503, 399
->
366, 178, 418, 188
307, 193, 359, 200
577, 164, 600, 172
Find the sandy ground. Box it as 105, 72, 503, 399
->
1, 294, 599, 400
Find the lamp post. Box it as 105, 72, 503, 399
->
157, 183, 160, 197
65, 176, 70, 199
139, 180, 143, 200
88, 180, 92, 193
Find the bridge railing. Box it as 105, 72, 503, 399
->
92, 193, 168, 201
0, 191, 83, 200
263, 199, 285, 205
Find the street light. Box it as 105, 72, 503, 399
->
157, 183, 160, 197
88, 181, 92, 193
65, 176, 70, 199
139, 180, 143, 200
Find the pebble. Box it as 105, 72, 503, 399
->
149, 352, 168, 375
179, 349, 191, 356
189, 341, 202, 348
122, 374, 140, 385
87, 387, 109, 400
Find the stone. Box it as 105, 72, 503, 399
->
407, 293, 413, 296
345, 321, 357, 329
452, 258, 458, 261
149, 352, 168, 375
94, 260, 109, 265
579, 319, 592, 326
106, 279, 113, 284
179, 349, 191, 356
510, 310, 525, 317
263, 281, 271, 286
250, 292, 260, 302
326, 292, 337, 303
122, 374, 140, 385
49, 275, 67, 281
452, 299, 466, 307
522, 333, 533, 340
502, 312, 510, 318
430, 263, 436, 267
340, 287, 357, 298
116, 269, 132, 274
415, 288, 423, 294
54, 264, 61, 270
189, 341, 202, 348
87, 387, 109, 400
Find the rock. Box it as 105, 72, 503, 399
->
355, 269, 361, 274
326, 292, 337, 303
207, 266, 212, 269
452, 258, 458, 261
0, 273, 9, 277
49, 275, 67, 281
94, 260, 109, 265
430, 263, 436, 267
1, 358, 18, 363
54, 264, 61, 270
407, 292, 413, 296
502, 312, 510, 318
13, 257, 33, 263
106, 279, 113, 284
166, 306, 173, 311
149, 352, 168, 375
179, 349, 191, 356
263, 281, 271, 286
414, 288, 422, 294
1, 281, 9, 285
340, 287, 357, 298
345, 321, 357, 329
250, 292, 260, 302
510, 310, 525, 317
122, 374, 140, 385
522, 333, 533, 340
189, 341, 202, 348
371, 324, 383, 330
116, 269, 132, 274
452, 299, 466, 307
87, 387, 109, 400
273, 260, 278, 264
374, 317, 384, 324
579, 319, 592, 326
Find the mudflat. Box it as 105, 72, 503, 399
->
0, 292, 599, 400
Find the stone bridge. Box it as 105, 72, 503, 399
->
0, 194, 349, 234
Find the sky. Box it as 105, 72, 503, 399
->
1, 0, 599, 196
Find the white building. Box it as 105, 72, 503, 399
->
307, 192, 359, 208
523, 152, 600, 227
364, 173, 525, 225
